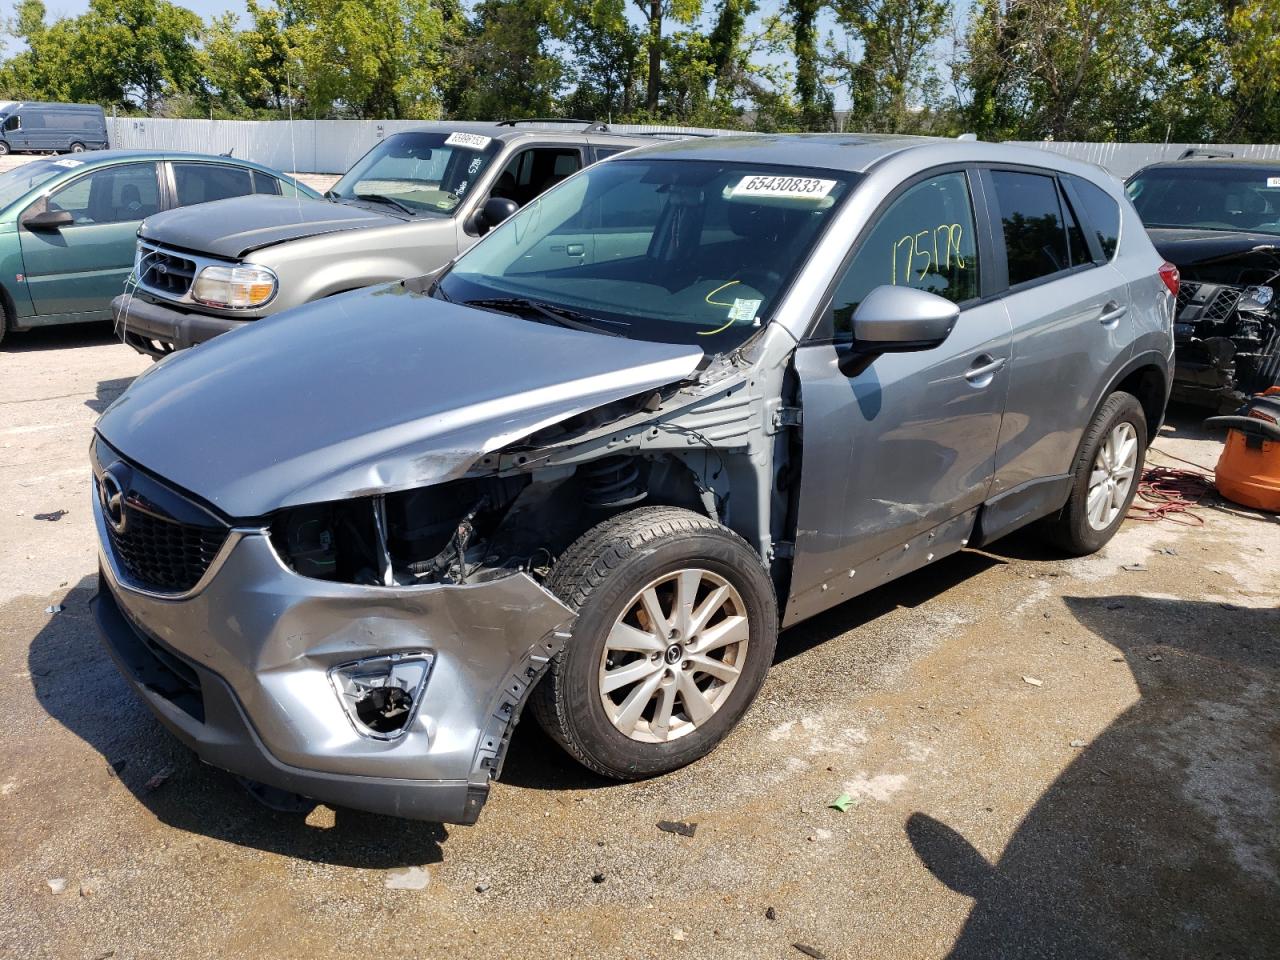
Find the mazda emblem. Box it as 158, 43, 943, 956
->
99, 470, 126, 534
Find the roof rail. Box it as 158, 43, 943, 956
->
1177, 148, 1235, 161
496, 118, 608, 133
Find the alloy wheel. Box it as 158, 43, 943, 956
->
598, 568, 749, 744
1086, 421, 1139, 530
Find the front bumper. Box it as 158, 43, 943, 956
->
91, 483, 574, 824
111, 293, 253, 357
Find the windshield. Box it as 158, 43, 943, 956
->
437, 159, 857, 352
0, 157, 75, 213
1127, 166, 1280, 237
328, 131, 501, 216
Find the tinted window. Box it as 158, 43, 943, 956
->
492, 148, 583, 206
173, 163, 253, 206
990, 171, 1082, 285
4, 115, 20, 131
252, 171, 282, 196
1126, 165, 1280, 237
827, 171, 980, 337
441, 159, 855, 353
1070, 177, 1121, 259
45, 162, 159, 224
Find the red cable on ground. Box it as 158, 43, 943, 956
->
1127, 455, 1216, 524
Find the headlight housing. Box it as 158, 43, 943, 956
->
191, 264, 277, 309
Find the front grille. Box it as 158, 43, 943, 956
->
106, 505, 227, 593
139, 245, 197, 298
1176, 280, 1244, 326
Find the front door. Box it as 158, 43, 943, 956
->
19, 162, 162, 318
787, 169, 1011, 625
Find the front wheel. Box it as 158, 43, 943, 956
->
531, 506, 778, 780
1041, 390, 1147, 555
69, 141, 86, 153
0, 141, 10, 156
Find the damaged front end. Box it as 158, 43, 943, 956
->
1169, 246, 1280, 407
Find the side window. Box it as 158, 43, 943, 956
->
172, 163, 254, 206
45, 163, 160, 225
989, 170, 1085, 286
4, 115, 20, 131
252, 171, 282, 196
594, 147, 629, 162
827, 171, 980, 337
1070, 176, 1121, 260
490, 148, 583, 207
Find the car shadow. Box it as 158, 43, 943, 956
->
3, 320, 115, 352
906, 595, 1280, 958
27, 574, 446, 869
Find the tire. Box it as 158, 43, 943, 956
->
0, 141, 9, 156
531, 506, 778, 780
1041, 391, 1147, 555
69, 142, 86, 153
0, 299, 7, 347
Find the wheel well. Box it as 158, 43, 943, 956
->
1114, 364, 1167, 435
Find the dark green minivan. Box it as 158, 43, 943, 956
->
0, 149, 320, 345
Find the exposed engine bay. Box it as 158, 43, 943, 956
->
1170, 246, 1280, 407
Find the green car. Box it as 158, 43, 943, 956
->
0, 149, 320, 345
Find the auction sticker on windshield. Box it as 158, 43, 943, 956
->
731, 175, 836, 200
445, 132, 493, 150
1268, 177, 1280, 188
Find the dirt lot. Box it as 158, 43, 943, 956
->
1, 324, 1277, 960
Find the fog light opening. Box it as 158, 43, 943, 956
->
330, 653, 433, 741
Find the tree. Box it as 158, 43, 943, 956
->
205, 0, 294, 115
834, 0, 948, 133
788, 0, 833, 130
632, 0, 701, 113
561, 0, 643, 120
451, 0, 566, 120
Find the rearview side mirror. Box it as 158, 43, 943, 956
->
476, 196, 519, 235
23, 208, 74, 231
852, 285, 960, 352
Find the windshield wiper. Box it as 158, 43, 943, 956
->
461, 297, 622, 337
351, 192, 415, 216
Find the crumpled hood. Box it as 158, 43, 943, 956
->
96, 284, 704, 518
1147, 227, 1280, 269
139, 195, 401, 259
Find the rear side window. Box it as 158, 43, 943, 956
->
1070, 177, 1121, 260
990, 170, 1085, 286
251, 172, 282, 196
172, 163, 254, 206
826, 171, 980, 337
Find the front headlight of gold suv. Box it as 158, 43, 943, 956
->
191, 264, 278, 309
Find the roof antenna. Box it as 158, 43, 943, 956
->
220, 148, 234, 157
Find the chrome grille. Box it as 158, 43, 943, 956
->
138, 245, 197, 297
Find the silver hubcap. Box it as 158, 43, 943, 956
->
598, 568, 749, 743
1086, 421, 1138, 530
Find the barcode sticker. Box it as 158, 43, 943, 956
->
445, 132, 493, 150
731, 175, 836, 200
52, 158, 84, 169
1267, 177, 1280, 188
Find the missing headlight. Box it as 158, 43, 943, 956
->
270, 475, 530, 585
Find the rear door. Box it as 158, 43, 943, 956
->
19, 161, 162, 317
980, 167, 1133, 496
167, 161, 258, 207
787, 168, 1013, 624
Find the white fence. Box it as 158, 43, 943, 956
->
106, 116, 1280, 178
106, 117, 737, 174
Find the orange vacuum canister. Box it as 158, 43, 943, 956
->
1204, 387, 1280, 512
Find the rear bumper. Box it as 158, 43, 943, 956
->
111, 293, 252, 356
90, 479, 575, 824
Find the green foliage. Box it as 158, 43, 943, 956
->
0, 0, 1277, 139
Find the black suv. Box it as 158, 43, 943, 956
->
1127, 155, 1280, 407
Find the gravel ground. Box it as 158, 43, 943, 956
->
1, 324, 1278, 960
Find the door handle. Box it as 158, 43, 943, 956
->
964, 355, 1008, 385
1099, 301, 1127, 326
